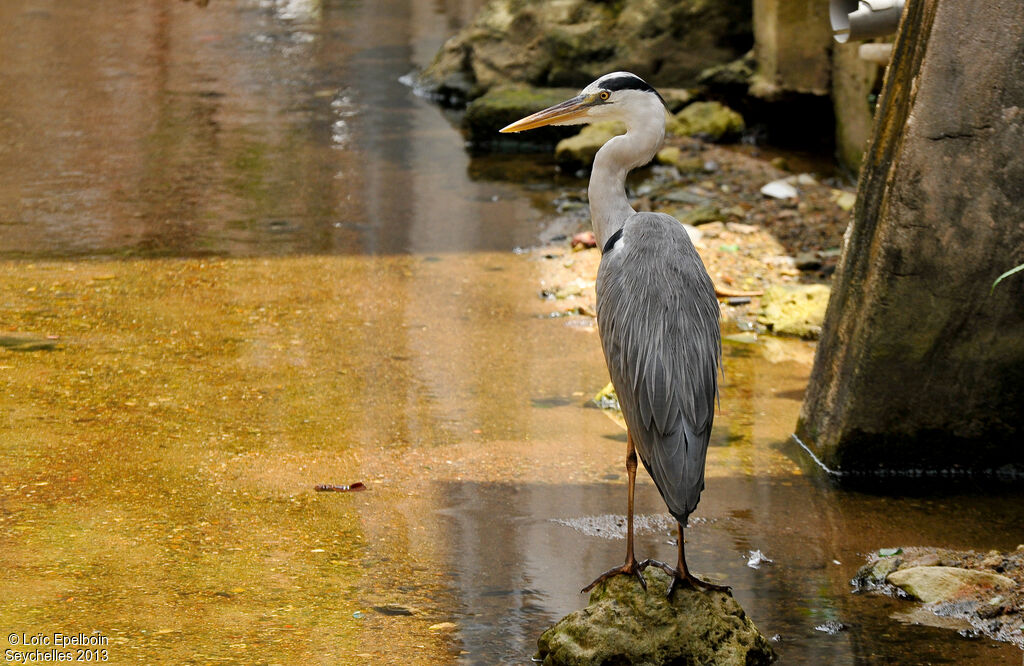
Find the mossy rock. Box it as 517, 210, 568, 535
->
536, 568, 774, 665
668, 101, 745, 142
462, 85, 580, 151
655, 146, 705, 173
757, 284, 831, 339
555, 122, 626, 168
679, 205, 724, 226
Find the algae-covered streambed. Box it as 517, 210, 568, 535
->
0, 252, 616, 662
4, 256, 1023, 664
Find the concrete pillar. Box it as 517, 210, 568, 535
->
797, 0, 1024, 474
831, 42, 883, 173
752, 0, 832, 96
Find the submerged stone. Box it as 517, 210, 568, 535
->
0, 333, 60, 352
535, 568, 774, 665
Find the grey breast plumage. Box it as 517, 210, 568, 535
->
595, 212, 721, 521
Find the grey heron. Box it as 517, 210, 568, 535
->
501, 72, 726, 595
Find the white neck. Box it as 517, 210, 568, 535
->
588, 100, 666, 248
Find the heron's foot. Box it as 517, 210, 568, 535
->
581, 560, 647, 594
673, 571, 731, 596
638, 559, 731, 596
638, 558, 675, 577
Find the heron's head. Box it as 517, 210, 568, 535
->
499, 72, 666, 134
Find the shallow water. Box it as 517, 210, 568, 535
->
2, 1, 1023, 665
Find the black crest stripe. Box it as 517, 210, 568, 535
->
600, 75, 653, 93
599, 75, 666, 105
602, 227, 624, 255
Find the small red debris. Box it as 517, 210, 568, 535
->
571, 231, 597, 250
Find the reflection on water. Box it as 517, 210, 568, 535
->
2, 2, 1023, 665
0, 0, 542, 258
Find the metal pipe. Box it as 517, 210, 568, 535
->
830, 0, 906, 43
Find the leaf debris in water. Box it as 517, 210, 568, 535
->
314, 482, 366, 492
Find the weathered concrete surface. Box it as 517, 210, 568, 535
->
748, 0, 884, 170
418, 0, 752, 104
797, 0, 1024, 473
831, 42, 885, 173
751, 0, 832, 96
535, 568, 774, 665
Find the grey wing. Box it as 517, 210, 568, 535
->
596, 213, 721, 521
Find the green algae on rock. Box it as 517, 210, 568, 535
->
757, 284, 830, 339
535, 568, 774, 665
463, 85, 580, 151
555, 122, 626, 169
668, 101, 746, 143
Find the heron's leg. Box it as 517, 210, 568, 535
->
623, 431, 640, 568
581, 431, 647, 593
663, 522, 731, 596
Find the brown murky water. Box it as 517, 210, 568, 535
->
2, 1, 1023, 665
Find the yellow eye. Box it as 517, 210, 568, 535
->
599, 91, 610, 101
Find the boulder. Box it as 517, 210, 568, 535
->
668, 101, 746, 142
418, 0, 752, 105
462, 85, 580, 151
678, 205, 724, 226
886, 566, 1016, 604
757, 284, 831, 338
536, 568, 774, 665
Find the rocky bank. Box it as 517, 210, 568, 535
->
854, 545, 1024, 648
418, 0, 752, 105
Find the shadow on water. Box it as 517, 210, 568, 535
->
2, 1, 1024, 665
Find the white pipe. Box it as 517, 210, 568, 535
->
830, 0, 906, 43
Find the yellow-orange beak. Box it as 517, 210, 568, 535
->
499, 94, 595, 133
